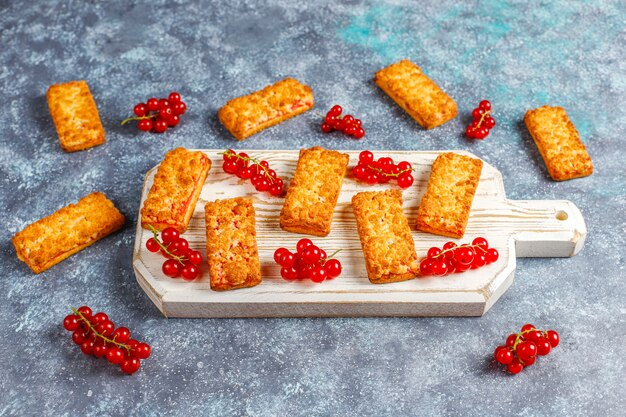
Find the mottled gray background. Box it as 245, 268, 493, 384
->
1, 0, 625, 416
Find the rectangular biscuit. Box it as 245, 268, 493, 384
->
280, 146, 349, 236
12, 192, 125, 274
204, 197, 261, 291
374, 60, 457, 129
141, 148, 211, 233
46, 80, 105, 152
352, 190, 419, 284
524, 106, 593, 181
218, 77, 314, 140
416, 152, 483, 239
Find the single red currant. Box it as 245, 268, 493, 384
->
112, 327, 131, 344
321, 122, 332, 133
495, 347, 514, 365
168, 115, 180, 127
63, 315, 80, 331
134, 103, 148, 117
223, 160, 239, 174
161, 228, 179, 243
121, 358, 141, 374
507, 360, 523, 374
359, 151, 374, 164
147, 98, 159, 111
310, 266, 327, 283
353, 127, 365, 139
172, 101, 187, 115
107, 347, 125, 365
472, 108, 485, 119
181, 264, 199, 281
516, 341, 537, 361
77, 306, 92, 318
521, 323, 536, 332
536, 338, 552, 356
296, 239, 313, 254
162, 259, 182, 278
323, 259, 342, 279
146, 238, 160, 252
157, 98, 170, 109
138, 119, 153, 132
154, 118, 168, 133
168, 92, 181, 104
546, 330, 560, 347
487, 248, 499, 263
397, 173, 414, 188
472, 237, 489, 250
134, 342, 151, 359
479, 100, 491, 111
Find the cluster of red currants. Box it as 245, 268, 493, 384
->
222, 150, 284, 196
419, 237, 499, 276
146, 227, 203, 280
494, 324, 560, 374
320, 105, 365, 139
353, 150, 414, 188
63, 306, 151, 375
122, 91, 187, 133
274, 239, 342, 282
466, 100, 496, 139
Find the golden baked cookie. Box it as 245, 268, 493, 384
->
12, 192, 125, 274
204, 197, 261, 291
141, 148, 211, 233
524, 105, 593, 181
416, 153, 483, 239
46, 80, 105, 152
374, 60, 457, 129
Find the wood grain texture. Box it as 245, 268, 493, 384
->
132, 150, 586, 318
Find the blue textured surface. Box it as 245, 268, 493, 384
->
1, 1, 625, 416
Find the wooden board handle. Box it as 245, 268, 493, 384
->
497, 199, 587, 257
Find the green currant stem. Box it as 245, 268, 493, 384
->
220, 150, 275, 184
367, 165, 414, 178
121, 114, 158, 126
511, 328, 548, 351
148, 225, 187, 265
71, 307, 133, 354
475, 110, 491, 129
320, 249, 342, 265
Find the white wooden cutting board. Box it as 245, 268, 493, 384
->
132, 150, 586, 318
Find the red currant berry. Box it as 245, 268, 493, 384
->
419, 258, 434, 275
310, 266, 327, 283
471, 253, 487, 268
158, 98, 170, 109
329, 105, 342, 116
521, 323, 536, 332
138, 118, 153, 132
353, 119, 362, 127
97, 320, 115, 337
274, 248, 289, 264
63, 315, 80, 331
112, 327, 131, 343
536, 338, 552, 356
170, 238, 190, 257
188, 250, 202, 265
479, 100, 491, 111
506, 333, 518, 347
77, 306, 92, 318
172, 101, 187, 115
279, 252, 296, 268
522, 355, 536, 366
223, 149, 237, 162
495, 347, 513, 365
343, 114, 354, 124
80, 340, 95, 355
159, 106, 173, 120
301, 246, 322, 264
128, 339, 139, 351
223, 160, 239, 174
146, 98, 159, 111
72, 330, 87, 345
121, 358, 141, 374
181, 264, 199, 281
107, 347, 125, 364
466, 126, 477, 139
92, 341, 108, 358
487, 248, 499, 263
332, 119, 344, 131
154, 118, 168, 133
135, 342, 151, 359
259, 160, 269, 169
134, 103, 148, 117
516, 341, 537, 361
168, 92, 181, 104
296, 239, 313, 254
455, 246, 475, 266
397, 173, 414, 188
162, 259, 182, 278
442, 242, 457, 255
397, 161, 412, 172
161, 228, 180, 243
269, 183, 283, 196
92, 312, 108, 325
546, 330, 560, 347
353, 127, 365, 139
427, 247, 442, 258
430, 259, 449, 276
353, 165, 367, 179
359, 150, 374, 164
484, 116, 496, 129
526, 330, 544, 343
280, 267, 299, 281
472, 237, 489, 250
321, 122, 332, 133
238, 167, 253, 180
472, 108, 485, 119
507, 360, 523, 374
343, 125, 357, 136
256, 178, 270, 192
168, 115, 180, 127
474, 128, 489, 139
146, 238, 160, 252
323, 259, 342, 279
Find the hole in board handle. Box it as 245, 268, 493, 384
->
555, 210, 568, 221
